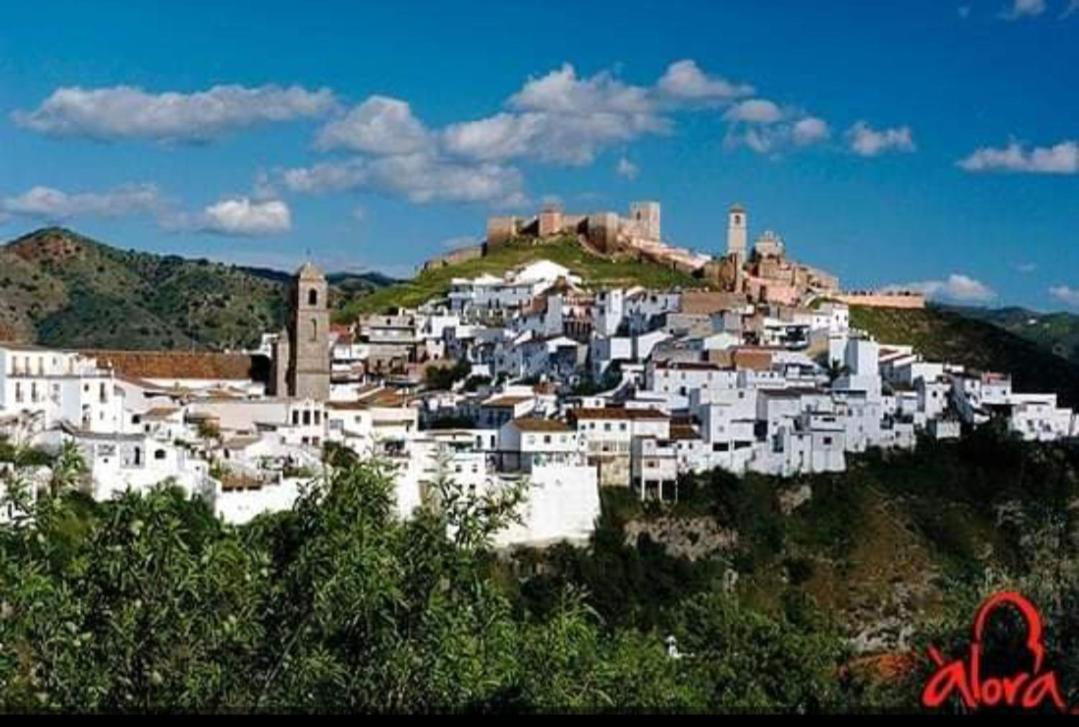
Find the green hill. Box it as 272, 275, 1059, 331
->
944, 305, 1079, 364
0, 227, 392, 351
850, 304, 1079, 406
337, 236, 708, 321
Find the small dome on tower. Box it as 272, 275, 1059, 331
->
729, 202, 746, 214
296, 261, 324, 280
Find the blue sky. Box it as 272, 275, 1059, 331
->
1, 0, 1077, 310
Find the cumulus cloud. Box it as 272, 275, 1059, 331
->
889, 274, 997, 304
1049, 285, 1079, 308
846, 122, 916, 156
791, 117, 831, 146
999, 0, 1046, 19
723, 99, 783, 124
616, 157, 639, 180
13, 84, 337, 143
654, 59, 755, 104
442, 109, 665, 166
281, 155, 525, 206
723, 106, 831, 155
315, 96, 432, 155
957, 139, 1079, 174
1, 184, 164, 220
508, 63, 654, 116
165, 197, 292, 236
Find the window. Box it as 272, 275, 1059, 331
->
308, 288, 318, 306
154, 449, 166, 460
303, 410, 312, 426
310, 318, 319, 342
823, 436, 833, 445
292, 411, 300, 426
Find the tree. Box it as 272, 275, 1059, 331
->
49, 441, 87, 498
825, 359, 851, 385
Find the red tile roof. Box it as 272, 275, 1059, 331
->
85, 350, 269, 382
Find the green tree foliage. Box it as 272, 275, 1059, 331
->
0, 458, 707, 713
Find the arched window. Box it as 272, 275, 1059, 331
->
308, 288, 318, 306
154, 449, 166, 460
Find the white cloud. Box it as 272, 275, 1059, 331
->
999, 0, 1046, 19
315, 96, 432, 155
1049, 285, 1079, 308
1, 184, 164, 220
281, 158, 369, 194
190, 197, 292, 236
616, 157, 639, 180
281, 155, 525, 206
508, 63, 653, 115
846, 122, 916, 156
439, 60, 751, 167
889, 273, 997, 304
792, 117, 831, 146
654, 59, 754, 104
1015, 262, 1038, 273
1064, 0, 1079, 17
958, 139, 1079, 174
13, 84, 337, 142
723, 99, 783, 124
724, 109, 831, 155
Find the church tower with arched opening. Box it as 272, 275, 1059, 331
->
284, 261, 330, 400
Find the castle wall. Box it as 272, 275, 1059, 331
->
421, 244, 484, 272
832, 293, 926, 309
586, 212, 620, 253
486, 216, 519, 247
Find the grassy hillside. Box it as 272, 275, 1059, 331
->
946, 305, 1079, 364
0, 227, 396, 351
0, 227, 288, 350
850, 304, 1079, 406
338, 236, 708, 320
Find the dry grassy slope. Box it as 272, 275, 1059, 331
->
851, 304, 1079, 407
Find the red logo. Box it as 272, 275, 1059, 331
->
922, 591, 1074, 712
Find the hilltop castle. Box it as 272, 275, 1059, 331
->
421, 199, 920, 309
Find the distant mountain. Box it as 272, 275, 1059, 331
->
943, 305, 1079, 365
851, 304, 1079, 407
0, 227, 394, 351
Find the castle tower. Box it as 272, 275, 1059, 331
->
727, 203, 747, 260
287, 261, 330, 401
629, 201, 661, 240
538, 203, 564, 237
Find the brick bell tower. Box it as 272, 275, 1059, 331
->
287, 261, 330, 401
